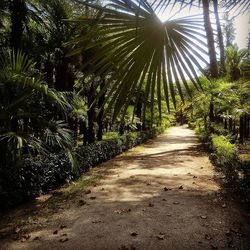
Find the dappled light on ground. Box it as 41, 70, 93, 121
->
1, 126, 249, 250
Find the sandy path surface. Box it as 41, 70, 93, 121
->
1, 125, 250, 250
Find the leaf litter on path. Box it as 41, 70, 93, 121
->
130, 232, 138, 237
59, 237, 69, 243
157, 233, 165, 240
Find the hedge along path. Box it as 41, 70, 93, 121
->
1, 125, 250, 250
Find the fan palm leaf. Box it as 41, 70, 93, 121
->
72, 0, 208, 121
222, 0, 250, 14
0, 50, 71, 110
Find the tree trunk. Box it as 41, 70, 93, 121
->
209, 99, 214, 132
224, 118, 228, 130
87, 82, 96, 144
119, 122, 125, 135
239, 115, 244, 143
44, 56, 54, 88
233, 120, 236, 135
80, 120, 88, 146
202, 0, 219, 79
135, 96, 142, 130
244, 114, 248, 138
229, 117, 232, 132
55, 57, 74, 91
213, 0, 225, 75
142, 102, 146, 130
97, 79, 106, 141
10, 0, 27, 51
246, 115, 250, 138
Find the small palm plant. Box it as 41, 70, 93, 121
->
0, 50, 77, 169
225, 45, 249, 81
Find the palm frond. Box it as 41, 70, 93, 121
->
223, 0, 250, 14
72, 0, 208, 121
0, 50, 71, 111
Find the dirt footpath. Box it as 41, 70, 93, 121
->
1, 125, 250, 250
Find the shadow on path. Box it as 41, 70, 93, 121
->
0, 125, 250, 250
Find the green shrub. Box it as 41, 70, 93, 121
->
195, 119, 210, 143
211, 135, 238, 166
0, 127, 164, 210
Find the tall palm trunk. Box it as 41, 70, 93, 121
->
202, 0, 218, 79
213, 0, 225, 75
97, 79, 106, 141
55, 57, 74, 91
87, 82, 96, 143
10, 0, 27, 51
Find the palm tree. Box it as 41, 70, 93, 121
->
9, 0, 28, 51
202, 0, 219, 78
213, 0, 225, 74
222, 12, 235, 47
225, 45, 249, 80
0, 50, 77, 168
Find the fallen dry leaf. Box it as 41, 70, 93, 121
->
211, 244, 218, 249
23, 235, 30, 240
157, 233, 165, 240
78, 200, 86, 206
205, 234, 212, 240
59, 238, 69, 243
20, 235, 30, 242
201, 215, 207, 219
92, 220, 102, 224
130, 232, 138, 237
15, 228, 21, 234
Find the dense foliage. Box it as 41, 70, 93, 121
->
0, 127, 164, 209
